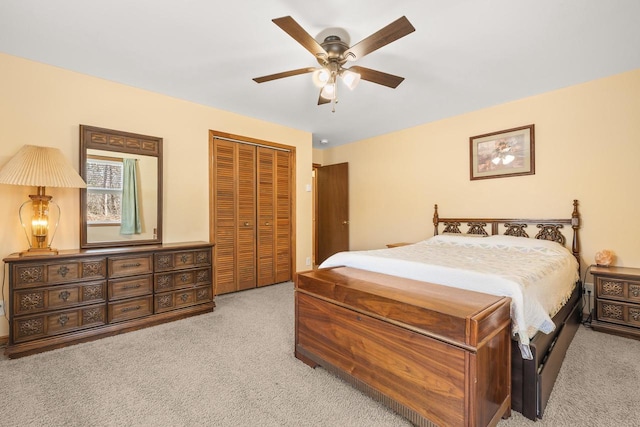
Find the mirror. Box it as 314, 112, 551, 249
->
80, 125, 163, 248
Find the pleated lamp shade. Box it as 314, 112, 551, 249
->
0, 145, 87, 188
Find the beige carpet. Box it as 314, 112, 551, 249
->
1, 281, 639, 426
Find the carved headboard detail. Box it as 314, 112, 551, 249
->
536, 224, 566, 245
433, 200, 580, 269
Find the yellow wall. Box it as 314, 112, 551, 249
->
2, 50, 638, 340
320, 69, 640, 273
0, 53, 314, 338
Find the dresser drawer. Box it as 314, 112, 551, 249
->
596, 276, 640, 303
154, 267, 211, 292
154, 285, 213, 313
12, 304, 107, 343
12, 258, 107, 289
13, 280, 107, 316
108, 255, 153, 278
597, 299, 640, 327
154, 249, 211, 272
108, 296, 153, 323
108, 275, 153, 301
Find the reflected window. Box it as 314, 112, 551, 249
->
86, 156, 123, 224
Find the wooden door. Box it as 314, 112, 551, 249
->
256, 147, 291, 286
316, 162, 349, 265
210, 132, 293, 294
257, 147, 275, 286
236, 144, 257, 290
212, 139, 256, 294
274, 150, 291, 283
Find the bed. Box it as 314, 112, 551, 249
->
294, 200, 582, 424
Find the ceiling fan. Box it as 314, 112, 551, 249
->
253, 16, 415, 111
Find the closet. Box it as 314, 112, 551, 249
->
210, 133, 292, 294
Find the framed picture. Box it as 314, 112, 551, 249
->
469, 124, 535, 180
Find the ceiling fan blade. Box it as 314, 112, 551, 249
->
272, 16, 327, 59
253, 67, 316, 83
344, 16, 415, 61
348, 66, 405, 88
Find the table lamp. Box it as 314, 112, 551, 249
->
0, 145, 87, 256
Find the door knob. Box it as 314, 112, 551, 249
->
342, 221, 349, 225
244, 222, 250, 226
265, 222, 270, 226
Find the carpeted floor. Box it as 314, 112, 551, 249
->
1, 281, 639, 426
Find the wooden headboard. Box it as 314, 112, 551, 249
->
433, 199, 581, 269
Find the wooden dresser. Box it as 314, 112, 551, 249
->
4, 242, 214, 358
591, 265, 640, 340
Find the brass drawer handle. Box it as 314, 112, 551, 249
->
58, 315, 69, 326
180, 274, 190, 282
632, 289, 640, 297
57, 266, 69, 277
180, 293, 189, 302
59, 291, 71, 301
122, 284, 142, 290
122, 263, 142, 268
180, 255, 188, 263
121, 305, 141, 313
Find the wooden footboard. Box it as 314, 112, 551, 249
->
295, 267, 512, 427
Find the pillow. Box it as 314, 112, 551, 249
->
441, 232, 487, 237
427, 234, 488, 245
484, 234, 568, 253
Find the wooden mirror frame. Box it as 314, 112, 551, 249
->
79, 125, 163, 248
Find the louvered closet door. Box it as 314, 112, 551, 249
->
213, 139, 256, 294
213, 140, 236, 294
257, 147, 276, 286
256, 147, 291, 286
274, 150, 291, 283
236, 144, 257, 290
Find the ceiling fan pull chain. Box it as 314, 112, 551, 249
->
332, 80, 338, 113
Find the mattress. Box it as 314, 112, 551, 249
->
319, 234, 579, 359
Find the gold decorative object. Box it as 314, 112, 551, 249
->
595, 249, 615, 267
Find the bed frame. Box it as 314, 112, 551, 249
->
295, 200, 582, 424
436, 198, 583, 420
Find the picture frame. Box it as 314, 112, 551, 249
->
469, 124, 535, 180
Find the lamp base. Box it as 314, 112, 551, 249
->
19, 247, 59, 257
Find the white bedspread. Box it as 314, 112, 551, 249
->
319, 234, 579, 359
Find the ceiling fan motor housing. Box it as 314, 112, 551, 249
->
319, 35, 349, 66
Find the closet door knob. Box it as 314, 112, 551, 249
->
244, 222, 250, 226
265, 222, 270, 226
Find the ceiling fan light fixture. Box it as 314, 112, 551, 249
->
312, 68, 330, 87
320, 82, 335, 99
341, 69, 361, 90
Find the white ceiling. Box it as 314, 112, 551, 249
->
1, 1, 640, 149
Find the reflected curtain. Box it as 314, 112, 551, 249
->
120, 159, 142, 235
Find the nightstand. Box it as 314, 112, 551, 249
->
590, 266, 640, 340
